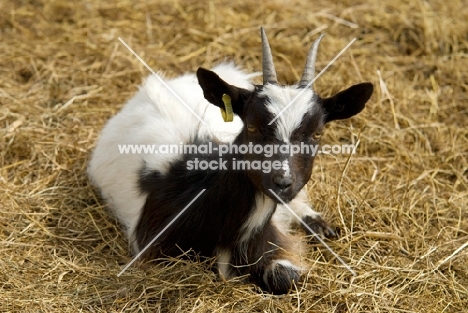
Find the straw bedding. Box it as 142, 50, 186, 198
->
1, 0, 467, 312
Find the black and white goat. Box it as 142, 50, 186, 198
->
88, 28, 373, 294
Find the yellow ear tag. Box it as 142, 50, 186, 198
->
220, 94, 234, 122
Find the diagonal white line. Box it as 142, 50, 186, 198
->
117, 188, 206, 276
118, 37, 207, 126
268, 189, 357, 276
268, 38, 357, 125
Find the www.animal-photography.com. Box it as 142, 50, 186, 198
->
1, 0, 467, 312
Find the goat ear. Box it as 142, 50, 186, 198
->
322, 82, 373, 123
196, 67, 249, 116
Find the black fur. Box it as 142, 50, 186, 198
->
136, 139, 299, 294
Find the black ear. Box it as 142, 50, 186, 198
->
322, 82, 373, 123
196, 67, 250, 116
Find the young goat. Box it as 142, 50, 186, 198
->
88, 28, 373, 294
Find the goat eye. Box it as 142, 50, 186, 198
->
312, 132, 322, 140
247, 125, 257, 133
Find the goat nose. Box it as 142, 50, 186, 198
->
273, 175, 293, 190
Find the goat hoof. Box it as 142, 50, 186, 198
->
262, 261, 301, 295
302, 215, 336, 239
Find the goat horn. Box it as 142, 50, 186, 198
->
299, 34, 325, 87
260, 27, 278, 85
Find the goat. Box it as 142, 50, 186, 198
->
88, 28, 373, 294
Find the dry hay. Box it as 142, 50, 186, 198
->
1, 0, 467, 312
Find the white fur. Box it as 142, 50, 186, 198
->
239, 193, 276, 245
88, 63, 252, 249
216, 247, 232, 280
260, 85, 317, 142
275, 259, 303, 271
273, 188, 321, 232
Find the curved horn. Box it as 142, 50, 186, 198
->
260, 27, 277, 85
299, 34, 325, 87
